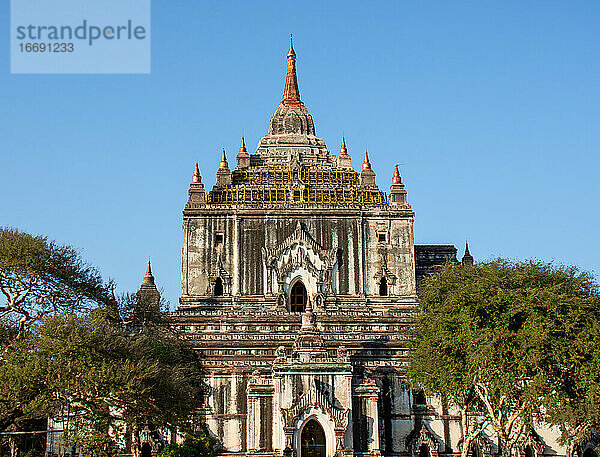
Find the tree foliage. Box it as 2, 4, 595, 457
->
0, 227, 109, 339
409, 259, 600, 457
158, 428, 216, 457
1, 304, 205, 457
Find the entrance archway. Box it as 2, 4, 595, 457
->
301, 419, 326, 457
141, 443, 152, 457
290, 281, 307, 312
214, 277, 223, 296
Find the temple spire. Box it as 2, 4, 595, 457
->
236, 137, 250, 170
392, 165, 401, 184
362, 150, 372, 170
142, 260, 155, 286
192, 163, 202, 183
282, 35, 302, 106
219, 148, 229, 170
462, 241, 474, 266
338, 137, 352, 169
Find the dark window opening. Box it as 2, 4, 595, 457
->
294, 190, 301, 201
413, 389, 426, 406
524, 446, 535, 457
290, 281, 307, 313
419, 444, 430, 457
379, 277, 388, 296
378, 233, 386, 243
301, 419, 326, 457
583, 449, 598, 457
215, 233, 224, 245
141, 443, 152, 457
214, 277, 224, 296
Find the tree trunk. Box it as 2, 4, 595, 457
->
131, 428, 141, 457
9, 436, 18, 457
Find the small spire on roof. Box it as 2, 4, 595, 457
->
392, 165, 401, 184
462, 241, 474, 266
192, 163, 202, 183
143, 260, 155, 285
362, 150, 372, 170
109, 288, 116, 301
240, 137, 247, 153
305, 297, 312, 313
340, 137, 349, 156
219, 148, 229, 169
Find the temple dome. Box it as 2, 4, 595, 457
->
268, 103, 315, 136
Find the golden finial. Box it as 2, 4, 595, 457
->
340, 137, 348, 155
219, 148, 228, 169
288, 34, 295, 58
192, 163, 201, 183
392, 165, 401, 184
362, 150, 372, 170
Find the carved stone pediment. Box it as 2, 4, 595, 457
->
406, 422, 441, 457
281, 387, 348, 430
262, 222, 339, 297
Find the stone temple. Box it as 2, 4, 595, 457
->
166, 39, 566, 457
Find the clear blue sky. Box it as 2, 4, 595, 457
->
1, 1, 598, 308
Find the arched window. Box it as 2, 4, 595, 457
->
379, 277, 388, 296
290, 281, 307, 312
301, 419, 325, 457
214, 277, 223, 296
583, 449, 598, 457
413, 389, 426, 406
419, 444, 431, 457
524, 445, 535, 457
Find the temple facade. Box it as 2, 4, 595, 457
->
170, 39, 567, 457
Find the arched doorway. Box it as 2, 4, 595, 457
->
419, 444, 431, 457
141, 443, 152, 457
583, 449, 598, 457
379, 277, 388, 296
524, 445, 535, 457
214, 277, 223, 296
290, 281, 307, 312
301, 419, 326, 457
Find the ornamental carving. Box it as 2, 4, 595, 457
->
406, 422, 441, 457
281, 386, 349, 431
262, 222, 339, 296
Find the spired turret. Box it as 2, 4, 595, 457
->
389, 165, 409, 208
337, 137, 352, 169
462, 241, 474, 265
359, 151, 376, 188
215, 148, 232, 186
236, 137, 250, 170
136, 261, 161, 311
187, 163, 206, 206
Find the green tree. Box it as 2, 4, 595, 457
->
0, 227, 109, 340
158, 427, 216, 457
409, 260, 600, 457
0, 293, 205, 457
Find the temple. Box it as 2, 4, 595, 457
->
170, 38, 566, 457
